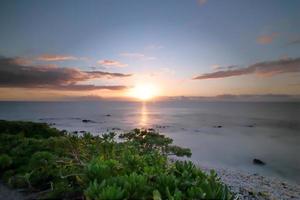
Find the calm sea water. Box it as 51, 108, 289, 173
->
0, 101, 299, 184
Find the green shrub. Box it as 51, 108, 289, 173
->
0, 120, 60, 138
0, 120, 234, 199
0, 154, 12, 170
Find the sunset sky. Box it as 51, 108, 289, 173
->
0, 0, 300, 101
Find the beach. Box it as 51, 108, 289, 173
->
202, 166, 300, 200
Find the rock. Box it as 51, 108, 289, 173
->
60, 129, 68, 134
82, 119, 95, 123
155, 125, 170, 129
248, 191, 255, 196
79, 130, 86, 133
105, 114, 111, 117
253, 158, 266, 165
213, 125, 223, 128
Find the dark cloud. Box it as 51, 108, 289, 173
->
0, 56, 131, 91
213, 65, 240, 71
36, 84, 128, 91
193, 57, 300, 80
164, 94, 300, 102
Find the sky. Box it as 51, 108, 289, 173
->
0, 0, 300, 101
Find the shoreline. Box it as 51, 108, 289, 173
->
0, 182, 24, 200
200, 165, 300, 200
1, 120, 299, 199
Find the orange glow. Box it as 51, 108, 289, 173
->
140, 102, 148, 127
130, 84, 157, 101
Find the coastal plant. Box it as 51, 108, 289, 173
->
0, 120, 234, 199
0, 154, 12, 170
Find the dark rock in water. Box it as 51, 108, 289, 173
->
111, 127, 121, 131
82, 119, 95, 123
246, 124, 255, 128
155, 125, 170, 129
213, 125, 223, 128
72, 131, 78, 134
60, 129, 68, 134
79, 130, 86, 133
253, 158, 265, 165
148, 128, 155, 132
105, 114, 111, 117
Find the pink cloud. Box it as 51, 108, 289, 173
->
256, 33, 278, 45
37, 54, 78, 61
198, 0, 207, 6
97, 59, 128, 67
120, 52, 156, 60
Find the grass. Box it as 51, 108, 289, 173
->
0, 120, 234, 199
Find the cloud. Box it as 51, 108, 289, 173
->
211, 64, 240, 71
286, 38, 300, 46
146, 44, 164, 50
120, 53, 156, 60
165, 94, 300, 102
198, 0, 207, 6
97, 60, 128, 67
37, 54, 78, 61
0, 56, 131, 91
42, 84, 127, 91
193, 57, 300, 80
257, 33, 278, 45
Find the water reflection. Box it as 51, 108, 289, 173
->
140, 102, 148, 127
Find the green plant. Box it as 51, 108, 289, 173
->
0, 120, 234, 199
0, 154, 12, 170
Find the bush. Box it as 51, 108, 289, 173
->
0, 120, 234, 199
0, 154, 12, 170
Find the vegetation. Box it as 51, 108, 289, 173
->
0, 120, 234, 199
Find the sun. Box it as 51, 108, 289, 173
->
131, 84, 157, 101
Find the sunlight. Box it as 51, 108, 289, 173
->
131, 84, 157, 101
140, 102, 148, 127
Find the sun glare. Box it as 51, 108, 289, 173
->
131, 84, 157, 101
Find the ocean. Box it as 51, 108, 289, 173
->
0, 101, 299, 184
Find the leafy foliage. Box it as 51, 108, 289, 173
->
0, 120, 234, 199
0, 154, 12, 170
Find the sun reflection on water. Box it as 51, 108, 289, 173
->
140, 102, 148, 127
